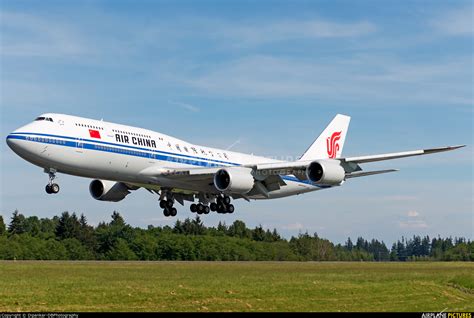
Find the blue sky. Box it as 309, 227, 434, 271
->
1, 0, 472, 244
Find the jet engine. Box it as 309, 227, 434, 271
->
306, 160, 345, 186
89, 179, 131, 202
213, 167, 255, 194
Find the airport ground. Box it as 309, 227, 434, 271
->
0, 261, 472, 312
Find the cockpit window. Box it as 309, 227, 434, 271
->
35, 117, 54, 122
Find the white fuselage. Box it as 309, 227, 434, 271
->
6, 113, 322, 200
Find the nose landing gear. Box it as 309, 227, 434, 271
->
45, 169, 60, 194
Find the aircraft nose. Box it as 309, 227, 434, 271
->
6, 132, 21, 151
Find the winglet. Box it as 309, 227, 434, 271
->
423, 145, 466, 154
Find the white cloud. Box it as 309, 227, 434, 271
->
185, 54, 472, 106
282, 222, 304, 230
0, 11, 89, 58
214, 19, 376, 47
399, 210, 428, 229
399, 220, 428, 229
431, 6, 474, 36
168, 100, 200, 112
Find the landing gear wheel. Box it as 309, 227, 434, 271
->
51, 183, 60, 194
204, 206, 210, 214
163, 208, 170, 217
160, 200, 166, 209
190, 204, 197, 213
166, 200, 174, 208
210, 202, 217, 212
217, 204, 225, 213
223, 196, 231, 205
227, 204, 235, 214
44, 169, 59, 194
197, 204, 204, 214
170, 208, 177, 217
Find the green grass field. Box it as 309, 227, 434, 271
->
0, 261, 472, 312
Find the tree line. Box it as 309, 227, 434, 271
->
0, 210, 472, 261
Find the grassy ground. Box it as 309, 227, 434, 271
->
0, 261, 472, 312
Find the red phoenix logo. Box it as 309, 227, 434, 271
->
326, 131, 342, 159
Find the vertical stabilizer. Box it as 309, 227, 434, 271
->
299, 114, 351, 161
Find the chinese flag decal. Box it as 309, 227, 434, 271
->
89, 129, 101, 139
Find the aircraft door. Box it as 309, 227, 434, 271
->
76, 138, 84, 152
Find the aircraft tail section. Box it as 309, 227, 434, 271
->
299, 114, 351, 161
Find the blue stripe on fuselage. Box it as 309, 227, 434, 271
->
9, 131, 236, 166
6, 133, 329, 188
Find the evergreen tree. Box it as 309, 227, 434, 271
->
173, 220, 184, 234
228, 220, 249, 238
217, 221, 227, 235
396, 239, 407, 261
252, 225, 265, 241
23, 216, 41, 237
78, 214, 96, 249
271, 228, 281, 242
421, 236, 430, 256
390, 243, 398, 261
8, 210, 26, 235
55, 212, 81, 240
0, 215, 5, 236
345, 237, 353, 251
191, 216, 205, 235
110, 211, 125, 227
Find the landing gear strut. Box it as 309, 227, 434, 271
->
221, 195, 234, 214
45, 169, 60, 194
211, 195, 234, 214
160, 192, 177, 217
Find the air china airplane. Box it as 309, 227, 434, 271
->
6, 113, 464, 217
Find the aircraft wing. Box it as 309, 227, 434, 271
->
342, 145, 465, 164
138, 145, 465, 193
139, 166, 221, 185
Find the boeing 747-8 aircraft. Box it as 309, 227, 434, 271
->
6, 113, 464, 217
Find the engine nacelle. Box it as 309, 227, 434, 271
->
306, 160, 345, 186
214, 167, 255, 194
89, 179, 131, 202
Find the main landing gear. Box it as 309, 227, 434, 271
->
160, 195, 177, 217
190, 203, 210, 215
45, 169, 60, 194
159, 192, 235, 217
213, 194, 234, 214
190, 195, 234, 214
